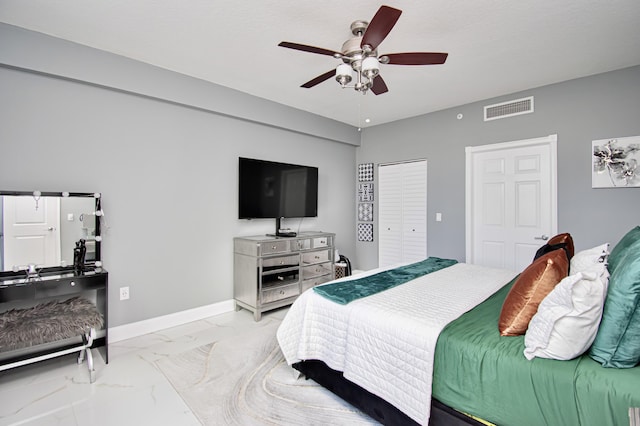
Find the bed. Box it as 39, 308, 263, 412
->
276, 229, 640, 425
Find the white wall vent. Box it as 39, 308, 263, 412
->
484, 96, 534, 121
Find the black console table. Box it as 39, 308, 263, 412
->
0, 267, 109, 373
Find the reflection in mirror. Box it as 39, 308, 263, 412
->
0, 191, 101, 272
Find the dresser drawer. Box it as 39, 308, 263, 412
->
262, 283, 299, 304
259, 240, 289, 255
302, 249, 329, 264
302, 262, 333, 279
36, 275, 106, 298
313, 237, 330, 248
292, 239, 310, 251
262, 255, 299, 270
301, 275, 333, 292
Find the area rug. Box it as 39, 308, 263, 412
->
155, 321, 377, 425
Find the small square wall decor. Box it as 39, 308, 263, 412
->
357, 223, 374, 242
592, 136, 640, 188
358, 203, 373, 221
358, 183, 374, 202
358, 163, 374, 182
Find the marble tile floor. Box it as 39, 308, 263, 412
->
0, 308, 289, 426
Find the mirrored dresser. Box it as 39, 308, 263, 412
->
234, 231, 335, 321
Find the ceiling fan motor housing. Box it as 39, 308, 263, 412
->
341, 37, 377, 67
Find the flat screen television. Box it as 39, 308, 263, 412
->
238, 157, 318, 236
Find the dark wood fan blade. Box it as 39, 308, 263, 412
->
371, 75, 388, 95
382, 52, 448, 65
361, 6, 402, 50
278, 41, 341, 57
301, 69, 336, 88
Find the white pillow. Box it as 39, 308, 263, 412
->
570, 243, 609, 274
523, 264, 608, 361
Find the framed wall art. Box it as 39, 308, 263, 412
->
357, 223, 374, 242
592, 136, 640, 188
358, 163, 374, 182
358, 203, 373, 222
357, 183, 374, 202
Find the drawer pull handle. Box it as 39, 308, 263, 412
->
315, 255, 320, 259
272, 245, 277, 250
70, 281, 76, 286
277, 276, 284, 281
279, 260, 284, 264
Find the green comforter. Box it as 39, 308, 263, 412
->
433, 279, 640, 426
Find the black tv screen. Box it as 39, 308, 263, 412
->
238, 157, 318, 219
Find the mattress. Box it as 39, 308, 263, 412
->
433, 279, 640, 426
277, 261, 515, 425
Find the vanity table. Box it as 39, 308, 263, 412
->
0, 190, 107, 381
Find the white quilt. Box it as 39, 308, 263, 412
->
277, 262, 515, 425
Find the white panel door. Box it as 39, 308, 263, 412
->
466, 135, 557, 272
378, 160, 427, 267
2, 196, 60, 270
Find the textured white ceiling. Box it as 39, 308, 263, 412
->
1, 0, 639, 128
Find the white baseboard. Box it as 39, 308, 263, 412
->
108, 299, 236, 343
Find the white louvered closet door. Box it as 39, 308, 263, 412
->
378, 164, 403, 266
378, 160, 427, 268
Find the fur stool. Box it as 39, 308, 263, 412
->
0, 297, 104, 382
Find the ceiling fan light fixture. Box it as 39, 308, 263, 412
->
336, 63, 353, 86
362, 56, 380, 79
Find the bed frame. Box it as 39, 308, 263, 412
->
293, 359, 483, 426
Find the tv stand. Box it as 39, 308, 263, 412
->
233, 232, 335, 321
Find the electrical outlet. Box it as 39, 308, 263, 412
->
120, 286, 130, 301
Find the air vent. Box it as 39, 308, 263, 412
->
484, 96, 534, 121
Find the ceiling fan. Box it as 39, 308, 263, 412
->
278, 5, 448, 95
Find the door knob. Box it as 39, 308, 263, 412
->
534, 234, 549, 241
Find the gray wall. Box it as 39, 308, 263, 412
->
0, 24, 358, 327
2, 22, 639, 327
356, 66, 640, 271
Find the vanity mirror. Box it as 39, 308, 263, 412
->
0, 191, 102, 272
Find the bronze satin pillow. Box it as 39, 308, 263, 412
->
548, 233, 575, 259
534, 233, 575, 261
499, 249, 569, 336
